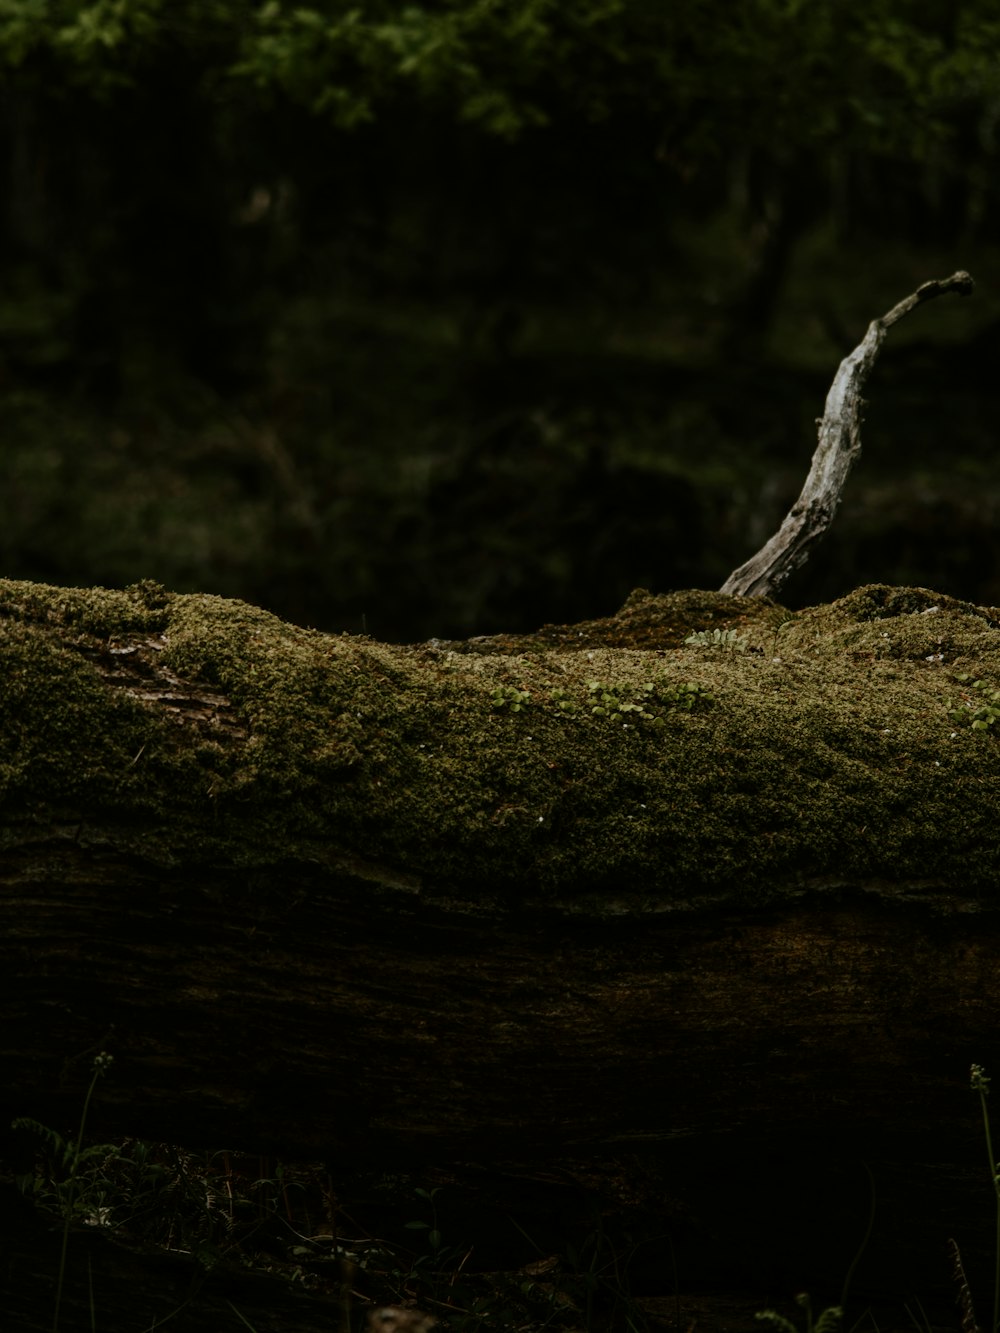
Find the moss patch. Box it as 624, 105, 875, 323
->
2, 578, 1000, 909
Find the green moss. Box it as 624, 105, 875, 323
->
0, 579, 173, 637
0, 620, 153, 806
3, 577, 1000, 909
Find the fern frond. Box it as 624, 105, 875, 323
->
11, 1117, 68, 1158
73, 1143, 123, 1168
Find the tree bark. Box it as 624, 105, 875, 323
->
721, 271, 975, 598
3, 577, 1000, 1161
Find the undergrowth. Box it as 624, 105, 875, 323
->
8, 1060, 654, 1333
752, 1065, 1000, 1333
7, 1060, 1000, 1332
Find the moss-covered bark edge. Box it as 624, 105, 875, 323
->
2, 577, 999, 911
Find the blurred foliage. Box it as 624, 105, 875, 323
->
1, 1, 1000, 639
3, 0, 1000, 152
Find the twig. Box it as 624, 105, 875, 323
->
720, 270, 974, 598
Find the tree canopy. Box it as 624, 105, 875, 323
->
4, 0, 1000, 161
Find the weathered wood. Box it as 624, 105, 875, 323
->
721, 271, 975, 598
3, 577, 1000, 1160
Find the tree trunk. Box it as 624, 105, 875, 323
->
3, 576, 1000, 1162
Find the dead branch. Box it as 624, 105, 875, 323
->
720, 270, 974, 598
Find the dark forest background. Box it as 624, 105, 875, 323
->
3, 0, 1000, 643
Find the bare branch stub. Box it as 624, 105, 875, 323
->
720, 271, 975, 599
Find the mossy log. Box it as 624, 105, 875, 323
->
2, 576, 1000, 1160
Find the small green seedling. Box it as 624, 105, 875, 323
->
586, 678, 711, 724
494, 677, 711, 724
685, 626, 749, 652
587, 680, 652, 721
491, 685, 531, 712
948, 675, 1000, 730
659, 680, 712, 711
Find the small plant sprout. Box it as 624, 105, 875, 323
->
585, 678, 711, 725
405, 1185, 444, 1257
396, 1185, 473, 1302
684, 626, 749, 652
660, 680, 711, 711
499, 677, 710, 724
491, 685, 531, 712
587, 680, 653, 721
948, 676, 1000, 731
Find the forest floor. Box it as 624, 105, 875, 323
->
0, 1145, 974, 1332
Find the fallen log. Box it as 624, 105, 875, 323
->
2, 576, 1000, 1160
